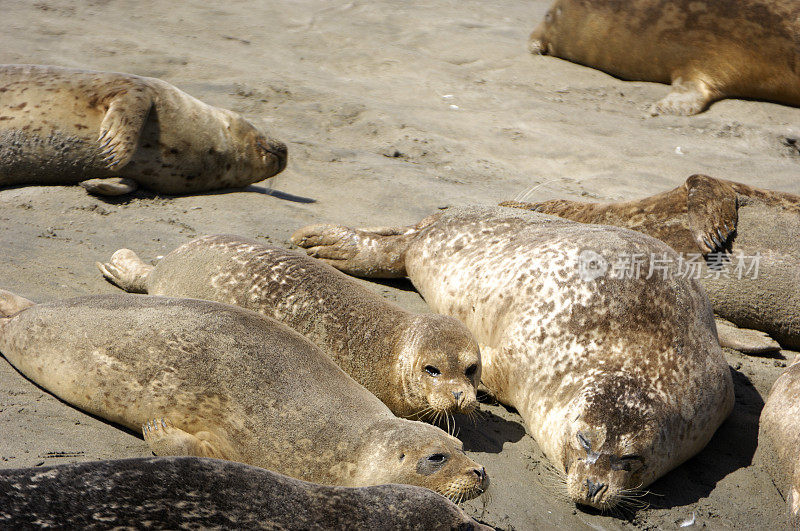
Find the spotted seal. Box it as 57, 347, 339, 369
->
529, 0, 800, 115
96, 235, 481, 420
0, 64, 286, 195
0, 457, 491, 530
758, 356, 800, 527
0, 290, 487, 500
292, 206, 734, 510
502, 174, 800, 351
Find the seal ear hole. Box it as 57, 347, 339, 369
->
465, 364, 478, 377
399, 453, 405, 461
425, 365, 441, 377
577, 432, 591, 452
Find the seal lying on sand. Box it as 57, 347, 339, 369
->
0, 64, 286, 195
758, 356, 800, 527
502, 174, 800, 351
0, 457, 491, 530
293, 206, 734, 510
96, 235, 481, 421
529, 0, 800, 115
0, 290, 487, 501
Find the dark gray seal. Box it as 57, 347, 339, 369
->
0, 457, 491, 530
0, 64, 286, 195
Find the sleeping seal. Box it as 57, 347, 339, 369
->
292, 206, 734, 510
0, 64, 286, 195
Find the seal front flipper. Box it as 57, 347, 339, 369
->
651, 77, 718, 116
0, 289, 35, 318
97, 249, 153, 293
715, 319, 781, 355
685, 174, 738, 254
80, 177, 138, 196
291, 224, 413, 278
142, 418, 229, 460
96, 89, 152, 169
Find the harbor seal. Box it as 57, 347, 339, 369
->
96, 235, 481, 421
0, 64, 286, 195
292, 206, 734, 510
529, 0, 800, 115
0, 457, 491, 530
758, 356, 800, 527
0, 290, 488, 501
501, 174, 800, 350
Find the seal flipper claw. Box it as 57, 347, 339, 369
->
141, 418, 227, 460
96, 89, 153, 170
96, 249, 153, 293
80, 177, 138, 196
685, 174, 738, 254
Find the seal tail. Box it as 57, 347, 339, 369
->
96, 249, 153, 293
0, 289, 35, 319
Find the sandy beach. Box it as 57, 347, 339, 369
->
1, 0, 799, 528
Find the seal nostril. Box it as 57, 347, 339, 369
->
473, 467, 485, 481
585, 479, 604, 500
453, 390, 463, 400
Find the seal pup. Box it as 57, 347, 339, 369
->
292, 206, 734, 510
502, 174, 800, 350
0, 457, 491, 530
0, 290, 488, 501
758, 356, 800, 527
0, 64, 286, 195
96, 235, 481, 421
529, 0, 800, 115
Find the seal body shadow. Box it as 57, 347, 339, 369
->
0, 64, 286, 195
502, 174, 800, 350
530, 0, 800, 114
0, 292, 488, 499
97, 236, 482, 419
0, 457, 491, 530
293, 206, 734, 509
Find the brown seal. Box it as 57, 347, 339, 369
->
292, 206, 734, 510
758, 356, 800, 527
96, 235, 481, 420
529, 0, 800, 115
0, 457, 491, 530
0, 64, 286, 195
501, 174, 800, 350
0, 289, 488, 501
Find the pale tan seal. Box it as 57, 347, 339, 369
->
292, 206, 734, 510
0, 64, 286, 195
96, 235, 481, 420
502, 174, 800, 351
0, 457, 491, 530
758, 356, 800, 527
529, 0, 800, 115
0, 290, 488, 501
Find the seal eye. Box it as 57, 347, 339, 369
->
577, 432, 591, 452
425, 365, 441, 377
611, 454, 644, 472
426, 453, 448, 463
465, 364, 478, 377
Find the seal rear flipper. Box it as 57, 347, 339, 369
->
80, 177, 138, 196
97, 89, 153, 170
0, 289, 35, 318
715, 319, 781, 355
685, 174, 738, 254
651, 76, 718, 116
142, 418, 230, 460
291, 224, 414, 278
96, 249, 154, 293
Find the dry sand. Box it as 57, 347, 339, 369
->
1, 0, 798, 529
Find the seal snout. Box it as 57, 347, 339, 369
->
260, 139, 288, 174
584, 478, 607, 502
